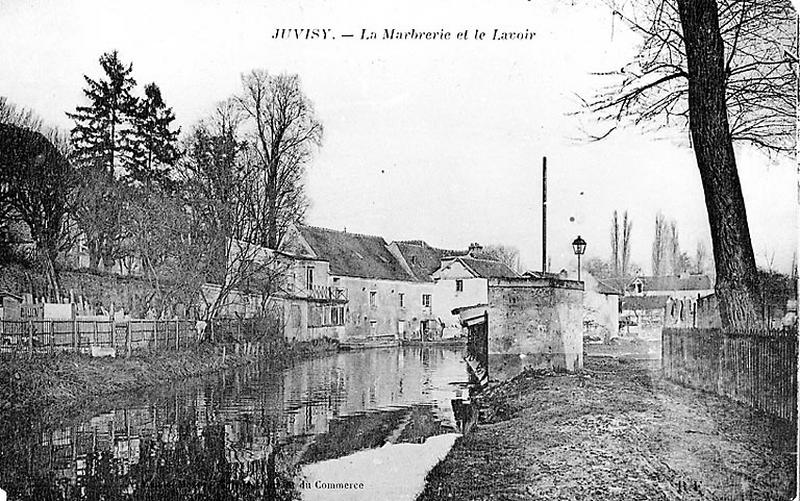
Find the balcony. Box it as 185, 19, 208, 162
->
286, 283, 348, 303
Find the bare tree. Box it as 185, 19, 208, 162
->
586, 256, 614, 279
611, 210, 621, 275
611, 210, 634, 276
236, 70, 323, 249
694, 240, 710, 274
668, 220, 681, 274
126, 189, 202, 317
586, 0, 795, 327
178, 102, 292, 334
651, 212, 668, 275
482, 244, 523, 272
621, 211, 633, 275
0, 97, 45, 132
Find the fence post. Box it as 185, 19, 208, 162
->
153, 321, 158, 351
49, 319, 54, 354
72, 316, 78, 351
111, 315, 116, 352
175, 319, 179, 350
28, 320, 33, 354
126, 321, 132, 358
93, 320, 98, 348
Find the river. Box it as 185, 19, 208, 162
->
0, 346, 475, 500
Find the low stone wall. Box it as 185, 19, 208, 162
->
1, 264, 161, 317
487, 277, 584, 379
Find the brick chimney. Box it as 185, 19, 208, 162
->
468, 242, 483, 256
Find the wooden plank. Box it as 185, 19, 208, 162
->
126, 322, 132, 358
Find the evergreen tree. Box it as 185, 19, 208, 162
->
67, 50, 138, 271
67, 50, 138, 176
128, 82, 181, 189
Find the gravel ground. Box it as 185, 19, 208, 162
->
418, 355, 796, 500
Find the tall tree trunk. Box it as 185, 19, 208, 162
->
677, 0, 761, 329
611, 210, 620, 276
88, 241, 101, 271
43, 249, 60, 301
266, 163, 279, 249
622, 211, 631, 276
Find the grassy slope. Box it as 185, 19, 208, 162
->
418, 357, 796, 500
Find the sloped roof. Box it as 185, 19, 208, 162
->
457, 257, 520, 279
595, 278, 624, 295
600, 275, 713, 293
601, 277, 635, 293
522, 270, 564, 280
298, 226, 414, 281
639, 275, 713, 291
620, 296, 669, 310
394, 241, 467, 281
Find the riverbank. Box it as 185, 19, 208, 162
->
0, 338, 338, 436
418, 356, 796, 500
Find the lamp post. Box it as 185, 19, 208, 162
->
572, 235, 586, 281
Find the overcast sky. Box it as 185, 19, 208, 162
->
1, 0, 797, 274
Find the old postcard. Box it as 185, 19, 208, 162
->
0, 0, 797, 499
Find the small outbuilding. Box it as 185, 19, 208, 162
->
455, 276, 584, 382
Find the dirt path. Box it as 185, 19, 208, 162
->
418, 357, 796, 500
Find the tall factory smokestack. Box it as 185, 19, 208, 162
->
542, 156, 547, 272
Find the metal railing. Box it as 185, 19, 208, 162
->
286, 283, 347, 302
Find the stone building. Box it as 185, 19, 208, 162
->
581, 273, 621, 342
619, 295, 669, 339
431, 255, 520, 338
456, 276, 585, 381
283, 225, 439, 345
387, 239, 468, 339
277, 226, 518, 346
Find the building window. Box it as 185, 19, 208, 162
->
291, 304, 302, 328
399, 293, 405, 308
306, 267, 314, 290
422, 294, 431, 308
370, 291, 377, 307
331, 306, 345, 326
456, 279, 463, 292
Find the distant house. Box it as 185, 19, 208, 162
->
592, 273, 713, 339
626, 274, 714, 299
619, 295, 670, 339
431, 255, 520, 338
387, 240, 466, 282
582, 273, 622, 342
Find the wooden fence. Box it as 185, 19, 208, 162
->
0, 315, 286, 356
0, 319, 198, 356
662, 327, 797, 421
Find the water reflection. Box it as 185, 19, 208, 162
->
0, 347, 472, 500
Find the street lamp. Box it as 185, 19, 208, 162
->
572, 235, 586, 281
